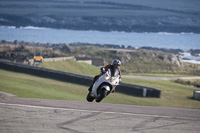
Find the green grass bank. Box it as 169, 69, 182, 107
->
0, 68, 199, 109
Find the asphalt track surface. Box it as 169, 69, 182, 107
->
0, 92, 200, 133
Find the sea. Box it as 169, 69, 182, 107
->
0, 26, 199, 50
0, 26, 200, 63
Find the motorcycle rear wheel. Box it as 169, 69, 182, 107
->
86, 92, 94, 102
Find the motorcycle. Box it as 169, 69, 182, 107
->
86, 68, 121, 102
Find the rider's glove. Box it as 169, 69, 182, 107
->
100, 67, 106, 73
119, 77, 122, 83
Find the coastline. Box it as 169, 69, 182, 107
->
1, 39, 200, 64
0, 26, 200, 51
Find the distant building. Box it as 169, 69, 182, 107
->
75, 57, 105, 67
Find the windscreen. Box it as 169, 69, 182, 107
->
110, 67, 119, 77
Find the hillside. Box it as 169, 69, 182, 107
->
0, 42, 200, 75
71, 45, 200, 75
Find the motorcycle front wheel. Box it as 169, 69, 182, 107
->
96, 89, 108, 103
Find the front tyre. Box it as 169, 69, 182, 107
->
96, 89, 108, 103
86, 92, 94, 102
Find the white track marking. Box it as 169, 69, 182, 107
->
0, 102, 198, 120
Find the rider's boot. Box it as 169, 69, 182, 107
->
111, 88, 115, 93
88, 84, 93, 92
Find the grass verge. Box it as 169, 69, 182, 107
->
0, 69, 199, 109
42, 59, 100, 76
0, 69, 88, 101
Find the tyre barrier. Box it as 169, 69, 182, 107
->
0, 60, 161, 98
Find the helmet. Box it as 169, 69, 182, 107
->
112, 59, 121, 67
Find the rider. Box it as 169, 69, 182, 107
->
88, 59, 122, 92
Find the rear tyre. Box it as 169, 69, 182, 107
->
86, 92, 94, 102
96, 89, 108, 103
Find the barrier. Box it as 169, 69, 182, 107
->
194, 91, 200, 100
0, 60, 161, 98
